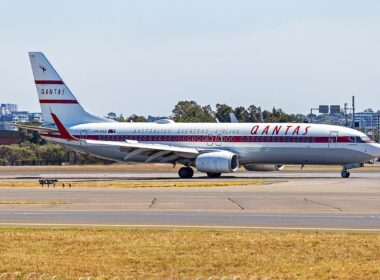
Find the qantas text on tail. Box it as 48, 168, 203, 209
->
12, 52, 380, 178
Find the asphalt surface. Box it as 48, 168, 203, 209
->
0, 167, 379, 232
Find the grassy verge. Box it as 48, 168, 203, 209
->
0, 201, 68, 205
0, 228, 379, 279
0, 180, 267, 188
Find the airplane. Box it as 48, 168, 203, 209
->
9, 52, 380, 179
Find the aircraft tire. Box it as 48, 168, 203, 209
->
341, 170, 350, 178
178, 167, 194, 179
207, 172, 222, 178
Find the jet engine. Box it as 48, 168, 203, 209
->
195, 151, 239, 173
243, 164, 285, 172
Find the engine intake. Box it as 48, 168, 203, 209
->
196, 151, 239, 173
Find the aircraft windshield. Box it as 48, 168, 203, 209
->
360, 135, 371, 142
349, 135, 371, 143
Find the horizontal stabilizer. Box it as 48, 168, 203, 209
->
2, 122, 58, 134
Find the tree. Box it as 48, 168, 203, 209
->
268, 107, 300, 122
126, 114, 147, 122
18, 121, 45, 145
233, 106, 249, 122
106, 112, 117, 120
0, 144, 38, 162
37, 144, 66, 162
247, 105, 262, 122
116, 114, 125, 122
172, 101, 216, 122
215, 103, 234, 122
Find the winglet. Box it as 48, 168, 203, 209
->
51, 113, 78, 140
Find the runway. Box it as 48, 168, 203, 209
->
0, 167, 379, 232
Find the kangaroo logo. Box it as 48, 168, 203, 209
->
39, 65, 47, 73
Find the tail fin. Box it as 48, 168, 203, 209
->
29, 52, 114, 127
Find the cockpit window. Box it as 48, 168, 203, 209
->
349, 136, 356, 142
351, 135, 371, 143
360, 135, 371, 142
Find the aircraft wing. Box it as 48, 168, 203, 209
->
2, 122, 59, 134
85, 139, 199, 162
49, 112, 199, 163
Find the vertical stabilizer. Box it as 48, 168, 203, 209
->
29, 52, 114, 126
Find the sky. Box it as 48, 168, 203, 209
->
1, 0, 380, 117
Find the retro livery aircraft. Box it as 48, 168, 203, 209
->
10, 52, 380, 178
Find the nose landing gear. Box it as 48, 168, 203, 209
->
340, 163, 364, 178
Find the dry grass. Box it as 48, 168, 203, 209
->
0, 201, 68, 205
0, 180, 267, 188
0, 228, 379, 279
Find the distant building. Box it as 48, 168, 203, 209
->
28, 112, 43, 122
0, 103, 44, 132
0, 103, 17, 115
354, 109, 380, 129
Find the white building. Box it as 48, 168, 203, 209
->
354, 109, 380, 129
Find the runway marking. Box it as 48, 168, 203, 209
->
304, 197, 343, 212
148, 198, 157, 209
0, 222, 379, 232
227, 198, 244, 210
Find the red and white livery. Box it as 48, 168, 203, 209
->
16, 52, 380, 178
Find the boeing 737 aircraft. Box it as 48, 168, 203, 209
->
10, 52, 380, 178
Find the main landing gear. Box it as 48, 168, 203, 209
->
207, 172, 222, 178
341, 170, 350, 178
178, 166, 194, 179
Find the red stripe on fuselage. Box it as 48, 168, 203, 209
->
69, 134, 353, 144
39, 99, 78, 104
35, 80, 64, 84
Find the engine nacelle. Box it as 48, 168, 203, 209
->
195, 151, 239, 173
244, 164, 285, 172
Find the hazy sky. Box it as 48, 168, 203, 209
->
1, 0, 379, 116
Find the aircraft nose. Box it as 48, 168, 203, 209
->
369, 143, 380, 158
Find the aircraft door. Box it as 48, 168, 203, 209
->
328, 131, 338, 149
80, 130, 88, 147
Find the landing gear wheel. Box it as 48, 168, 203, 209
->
178, 167, 194, 179
207, 172, 222, 178
341, 170, 350, 178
